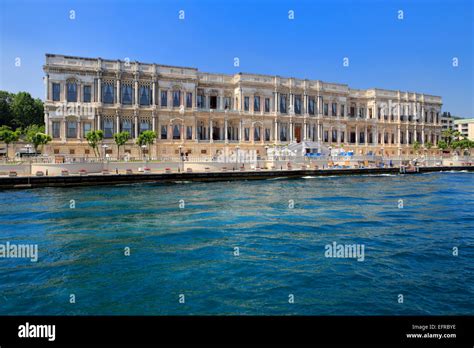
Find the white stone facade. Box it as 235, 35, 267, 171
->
43, 53, 443, 158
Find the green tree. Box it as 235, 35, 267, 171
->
114, 131, 130, 160
425, 141, 433, 150
86, 130, 104, 157
136, 130, 156, 160
413, 141, 421, 154
29, 133, 52, 154
0, 91, 13, 127
437, 140, 448, 151
441, 129, 454, 146
10, 92, 44, 128
0, 126, 20, 159
24, 125, 51, 154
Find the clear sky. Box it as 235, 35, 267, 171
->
0, 0, 473, 117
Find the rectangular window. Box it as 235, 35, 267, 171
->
160, 90, 168, 107
83, 122, 91, 137
332, 103, 337, 116
122, 120, 132, 135
161, 125, 167, 139
340, 104, 345, 117
210, 96, 217, 109
186, 126, 192, 140
294, 95, 301, 114
308, 97, 315, 115
224, 97, 231, 110
139, 121, 150, 134
197, 95, 204, 109
122, 85, 133, 105
265, 128, 270, 141
254, 127, 260, 141
332, 130, 337, 142
369, 108, 373, 118
173, 91, 180, 107
102, 84, 114, 104
280, 124, 287, 141
139, 86, 150, 106
323, 103, 329, 116
254, 96, 260, 112
83, 85, 91, 103
52, 121, 60, 138
52, 83, 60, 101
280, 95, 287, 114
172, 125, 181, 139
244, 97, 249, 111
67, 121, 77, 138
186, 93, 193, 108
103, 119, 114, 138
264, 98, 270, 113
244, 127, 250, 141
350, 107, 355, 117
67, 82, 77, 102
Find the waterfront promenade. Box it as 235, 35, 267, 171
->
0, 164, 472, 189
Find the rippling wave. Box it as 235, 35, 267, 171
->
0, 172, 472, 315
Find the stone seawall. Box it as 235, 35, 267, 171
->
0, 166, 472, 190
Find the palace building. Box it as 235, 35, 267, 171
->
43, 53, 443, 159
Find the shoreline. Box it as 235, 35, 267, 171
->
0, 166, 472, 190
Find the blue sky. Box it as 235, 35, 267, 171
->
0, 0, 472, 117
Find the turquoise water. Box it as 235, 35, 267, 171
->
0, 172, 473, 315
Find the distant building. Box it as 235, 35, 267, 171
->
454, 118, 474, 140
440, 112, 461, 132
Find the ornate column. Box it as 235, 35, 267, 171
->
116, 74, 121, 105
134, 75, 139, 106
239, 119, 243, 143
61, 119, 66, 141
224, 118, 228, 143
116, 110, 120, 135
274, 118, 279, 143
152, 77, 156, 105
44, 74, 49, 100
134, 111, 138, 139
317, 120, 321, 142
355, 125, 359, 146
209, 118, 213, 143
97, 76, 102, 103
397, 125, 401, 146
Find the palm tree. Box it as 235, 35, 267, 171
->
114, 131, 130, 160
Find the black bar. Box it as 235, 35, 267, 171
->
0, 316, 472, 345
